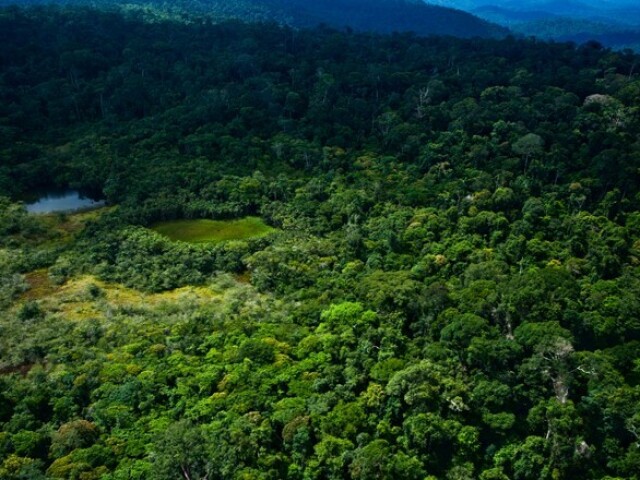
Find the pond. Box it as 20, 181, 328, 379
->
151, 217, 276, 244
25, 190, 105, 214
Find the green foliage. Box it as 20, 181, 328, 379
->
50, 420, 99, 459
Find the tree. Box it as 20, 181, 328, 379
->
512, 133, 544, 172
150, 421, 212, 480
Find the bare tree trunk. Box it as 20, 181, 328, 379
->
180, 465, 192, 480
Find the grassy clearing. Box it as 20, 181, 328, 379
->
28, 275, 223, 322
3, 273, 258, 374
151, 217, 275, 244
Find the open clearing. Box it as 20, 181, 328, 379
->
151, 217, 275, 243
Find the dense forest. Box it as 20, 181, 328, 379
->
0, 0, 508, 38
1, 4, 640, 480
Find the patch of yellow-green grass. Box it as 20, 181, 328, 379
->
34, 275, 222, 322
65, 276, 219, 305
151, 217, 275, 244
105, 282, 220, 308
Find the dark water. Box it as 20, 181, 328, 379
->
25, 190, 105, 214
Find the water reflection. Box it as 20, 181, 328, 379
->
26, 190, 105, 214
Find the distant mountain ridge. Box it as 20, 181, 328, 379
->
0, 0, 508, 38
471, 1, 640, 26
425, 0, 640, 50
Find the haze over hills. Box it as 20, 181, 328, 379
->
426, 0, 640, 50
0, 0, 508, 38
